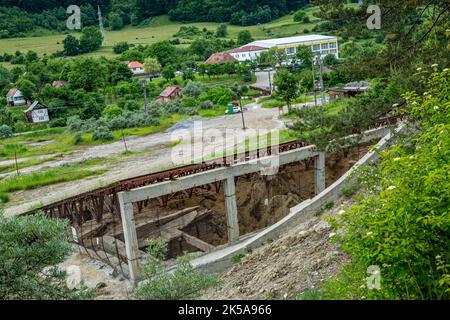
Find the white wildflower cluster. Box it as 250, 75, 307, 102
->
387, 185, 396, 191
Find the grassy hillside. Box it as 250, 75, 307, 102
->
0, 7, 323, 60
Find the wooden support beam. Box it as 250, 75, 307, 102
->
181, 232, 215, 252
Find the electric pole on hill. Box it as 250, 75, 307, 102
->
142, 80, 148, 114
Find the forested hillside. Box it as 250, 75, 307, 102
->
0, 0, 312, 38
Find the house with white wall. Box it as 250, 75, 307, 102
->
24, 101, 50, 123
6, 88, 26, 106
127, 61, 145, 75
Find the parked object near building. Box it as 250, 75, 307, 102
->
157, 85, 182, 103
24, 101, 50, 123
328, 81, 371, 100
6, 88, 26, 106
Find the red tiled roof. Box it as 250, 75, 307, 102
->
159, 86, 181, 98
6, 88, 18, 97
204, 52, 238, 65
227, 46, 266, 54
128, 61, 144, 68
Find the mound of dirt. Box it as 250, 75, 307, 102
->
200, 199, 353, 300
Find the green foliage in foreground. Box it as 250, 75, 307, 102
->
136, 239, 217, 300
301, 68, 449, 300
0, 212, 92, 300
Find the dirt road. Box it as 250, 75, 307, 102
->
4, 105, 284, 217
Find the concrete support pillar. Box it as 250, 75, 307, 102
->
314, 152, 326, 195
118, 192, 140, 286
223, 176, 239, 243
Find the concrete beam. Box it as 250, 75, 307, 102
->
314, 152, 326, 194
223, 176, 239, 243
122, 145, 318, 204
117, 192, 140, 286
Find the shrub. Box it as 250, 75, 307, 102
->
293, 10, 306, 22
92, 126, 114, 141
182, 81, 204, 97
136, 239, 217, 300
113, 41, 130, 54
0, 125, 13, 139
103, 105, 123, 119
72, 132, 83, 145
66, 116, 83, 132
199, 100, 214, 110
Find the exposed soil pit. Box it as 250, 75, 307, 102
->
73, 143, 371, 275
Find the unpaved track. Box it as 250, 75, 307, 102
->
4, 106, 284, 217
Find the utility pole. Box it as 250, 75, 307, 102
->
141, 80, 148, 114
317, 56, 325, 105
121, 129, 129, 153
14, 149, 19, 175
268, 69, 272, 95
311, 58, 317, 107
238, 90, 246, 130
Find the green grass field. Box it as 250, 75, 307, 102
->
0, 7, 323, 61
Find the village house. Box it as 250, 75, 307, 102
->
6, 88, 26, 106
127, 61, 145, 75
204, 52, 238, 65
157, 85, 182, 103
24, 101, 50, 123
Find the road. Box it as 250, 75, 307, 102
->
3, 104, 285, 217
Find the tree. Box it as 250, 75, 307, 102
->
268, 47, 287, 68
323, 54, 339, 67
274, 70, 299, 112
162, 65, 176, 80
144, 57, 162, 74
0, 65, 11, 89
295, 45, 314, 69
0, 212, 92, 300
79, 26, 103, 54
63, 35, 80, 56
15, 77, 36, 100
108, 12, 123, 30
147, 41, 178, 67
216, 24, 228, 37
68, 58, 108, 91
237, 30, 254, 46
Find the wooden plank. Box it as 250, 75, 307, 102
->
181, 232, 215, 252
113, 206, 200, 238
101, 235, 146, 262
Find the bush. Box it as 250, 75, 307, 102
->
182, 81, 204, 97
136, 239, 217, 300
113, 41, 130, 54
92, 126, 114, 141
293, 10, 306, 22
72, 132, 83, 145
199, 101, 214, 110
0, 125, 13, 139
103, 105, 123, 119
